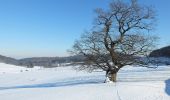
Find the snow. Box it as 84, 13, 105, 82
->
0, 63, 26, 74
0, 63, 170, 100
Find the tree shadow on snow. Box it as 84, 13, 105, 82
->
165, 78, 170, 96
0, 76, 104, 91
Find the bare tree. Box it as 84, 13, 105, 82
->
70, 0, 157, 82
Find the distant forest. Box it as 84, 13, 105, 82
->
0, 46, 170, 68
0, 55, 84, 68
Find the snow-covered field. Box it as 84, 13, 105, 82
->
0, 63, 170, 100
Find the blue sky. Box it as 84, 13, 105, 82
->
0, 0, 169, 58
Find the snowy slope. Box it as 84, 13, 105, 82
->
0, 63, 26, 73
0, 63, 170, 100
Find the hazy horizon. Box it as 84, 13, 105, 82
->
0, 0, 170, 58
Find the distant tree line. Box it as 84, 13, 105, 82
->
150, 46, 170, 58
0, 55, 85, 68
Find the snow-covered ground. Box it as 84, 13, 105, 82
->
0, 63, 170, 100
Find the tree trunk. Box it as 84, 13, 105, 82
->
105, 70, 117, 83
110, 72, 117, 82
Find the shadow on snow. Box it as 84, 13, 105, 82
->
0, 76, 104, 91
165, 78, 170, 96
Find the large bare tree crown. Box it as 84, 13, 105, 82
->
70, 0, 157, 75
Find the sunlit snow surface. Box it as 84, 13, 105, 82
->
0, 63, 170, 100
